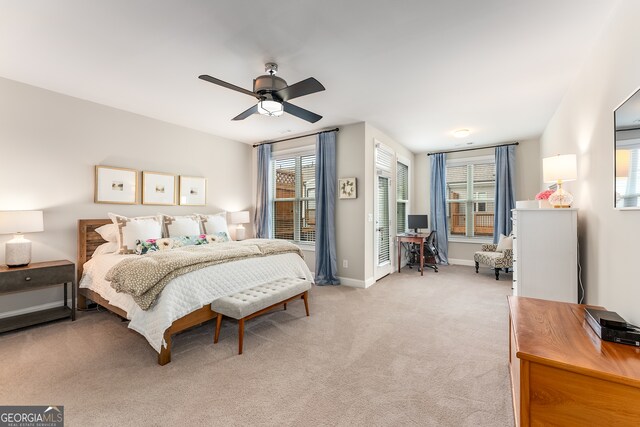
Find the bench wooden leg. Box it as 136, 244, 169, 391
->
283, 303, 287, 310
214, 313, 222, 344
238, 318, 245, 355
303, 291, 309, 316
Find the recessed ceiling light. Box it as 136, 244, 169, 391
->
453, 129, 471, 138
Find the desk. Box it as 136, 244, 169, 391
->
508, 296, 640, 426
396, 234, 428, 276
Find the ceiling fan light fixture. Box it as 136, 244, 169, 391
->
257, 100, 284, 117
453, 129, 471, 138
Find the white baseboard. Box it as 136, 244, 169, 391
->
0, 299, 70, 320
338, 276, 376, 289
448, 258, 475, 266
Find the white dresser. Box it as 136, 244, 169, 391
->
511, 208, 578, 303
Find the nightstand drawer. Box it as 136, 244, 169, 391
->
0, 262, 74, 293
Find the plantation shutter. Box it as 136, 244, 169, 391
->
271, 152, 316, 243
396, 161, 408, 234
378, 176, 390, 264
299, 154, 316, 242
376, 142, 394, 174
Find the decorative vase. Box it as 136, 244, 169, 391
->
538, 199, 552, 209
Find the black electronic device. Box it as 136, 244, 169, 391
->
585, 308, 640, 347
407, 214, 429, 234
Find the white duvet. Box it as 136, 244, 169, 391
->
80, 252, 314, 352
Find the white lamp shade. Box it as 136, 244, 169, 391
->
543, 154, 577, 183
229, 211, 250, 225
0, 211, 44, 235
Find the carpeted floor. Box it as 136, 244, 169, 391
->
0, 265, 514, 426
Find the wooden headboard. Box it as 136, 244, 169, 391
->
77, 219, 110, 280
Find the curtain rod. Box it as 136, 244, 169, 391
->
427, 141, 519, 156
252, 127, 340, 148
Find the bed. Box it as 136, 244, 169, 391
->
77, 219, 313, 365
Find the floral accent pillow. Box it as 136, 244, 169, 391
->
206, 232, 230, 243
172, 235, 209, 247
135, 234, 210, 255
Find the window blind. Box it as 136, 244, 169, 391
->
272, 154, 316, 243
396, 161, 409, 234
378, 176, 390, 264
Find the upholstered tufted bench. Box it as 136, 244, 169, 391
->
211, 277, 312, 354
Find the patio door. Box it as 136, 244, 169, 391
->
375, 141, 393, 280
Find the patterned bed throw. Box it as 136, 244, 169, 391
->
105, 239, 303, 310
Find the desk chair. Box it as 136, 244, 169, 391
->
405, 231, 439, 272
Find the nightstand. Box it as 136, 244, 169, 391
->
0, 260, 75, 333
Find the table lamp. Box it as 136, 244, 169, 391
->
229, 211, 250, 240
543, 154, 577, 208
0, 210, 44, 267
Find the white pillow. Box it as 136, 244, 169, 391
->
160, 214, 201, 237
108, 213, 163, 254
196, 212, 232, 240
95, 224, 118, 242
91, 241, 118, 258
496, 234, 513, 252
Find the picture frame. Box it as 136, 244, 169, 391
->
142, 171, 177, 205
95, 165, 138, 204
339, 178, 357, 199
179, 176, 206, 206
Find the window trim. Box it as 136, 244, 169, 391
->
271, 149, 316, 244
396, 155, 410, 234
445, 154, 495, 243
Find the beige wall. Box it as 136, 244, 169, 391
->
540, 1, 639, 323
0, 77, 253, 316
413, 138, 540, 263
263, 122, 416, 286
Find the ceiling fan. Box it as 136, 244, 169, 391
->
199, 63, 325, 123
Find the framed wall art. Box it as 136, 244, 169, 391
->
142, 171, 177, 205
179, 176, 206, 206
339, 178, 357, 199
95, 165, 138, 204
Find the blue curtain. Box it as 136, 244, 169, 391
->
315, 131, 339, 285
493, 145, 516, 242
254, 144, 271, 238
430, 153, 449, 264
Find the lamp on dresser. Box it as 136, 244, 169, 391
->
543, 154, 577, 208
0, 210, 44, 267
229, 211, 250, 240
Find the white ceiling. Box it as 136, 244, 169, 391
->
0, 0, 620, 152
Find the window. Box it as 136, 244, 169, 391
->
446, 156, 495, 239
396, 161, 409, 234
272, 153, 315, 243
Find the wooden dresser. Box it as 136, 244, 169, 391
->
508, 296, 640, 426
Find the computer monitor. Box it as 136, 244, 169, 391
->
407, 214, 429, 233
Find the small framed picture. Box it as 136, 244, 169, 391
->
179, 176, 206, 206
339, 178, 357, 199
95, 166, 138, 204
142, 171, 177, 205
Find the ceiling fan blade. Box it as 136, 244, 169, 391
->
283, 102, 322, 123
232, 104, 259, 121
275, 77, 325, 102
199, 75, 259, 99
